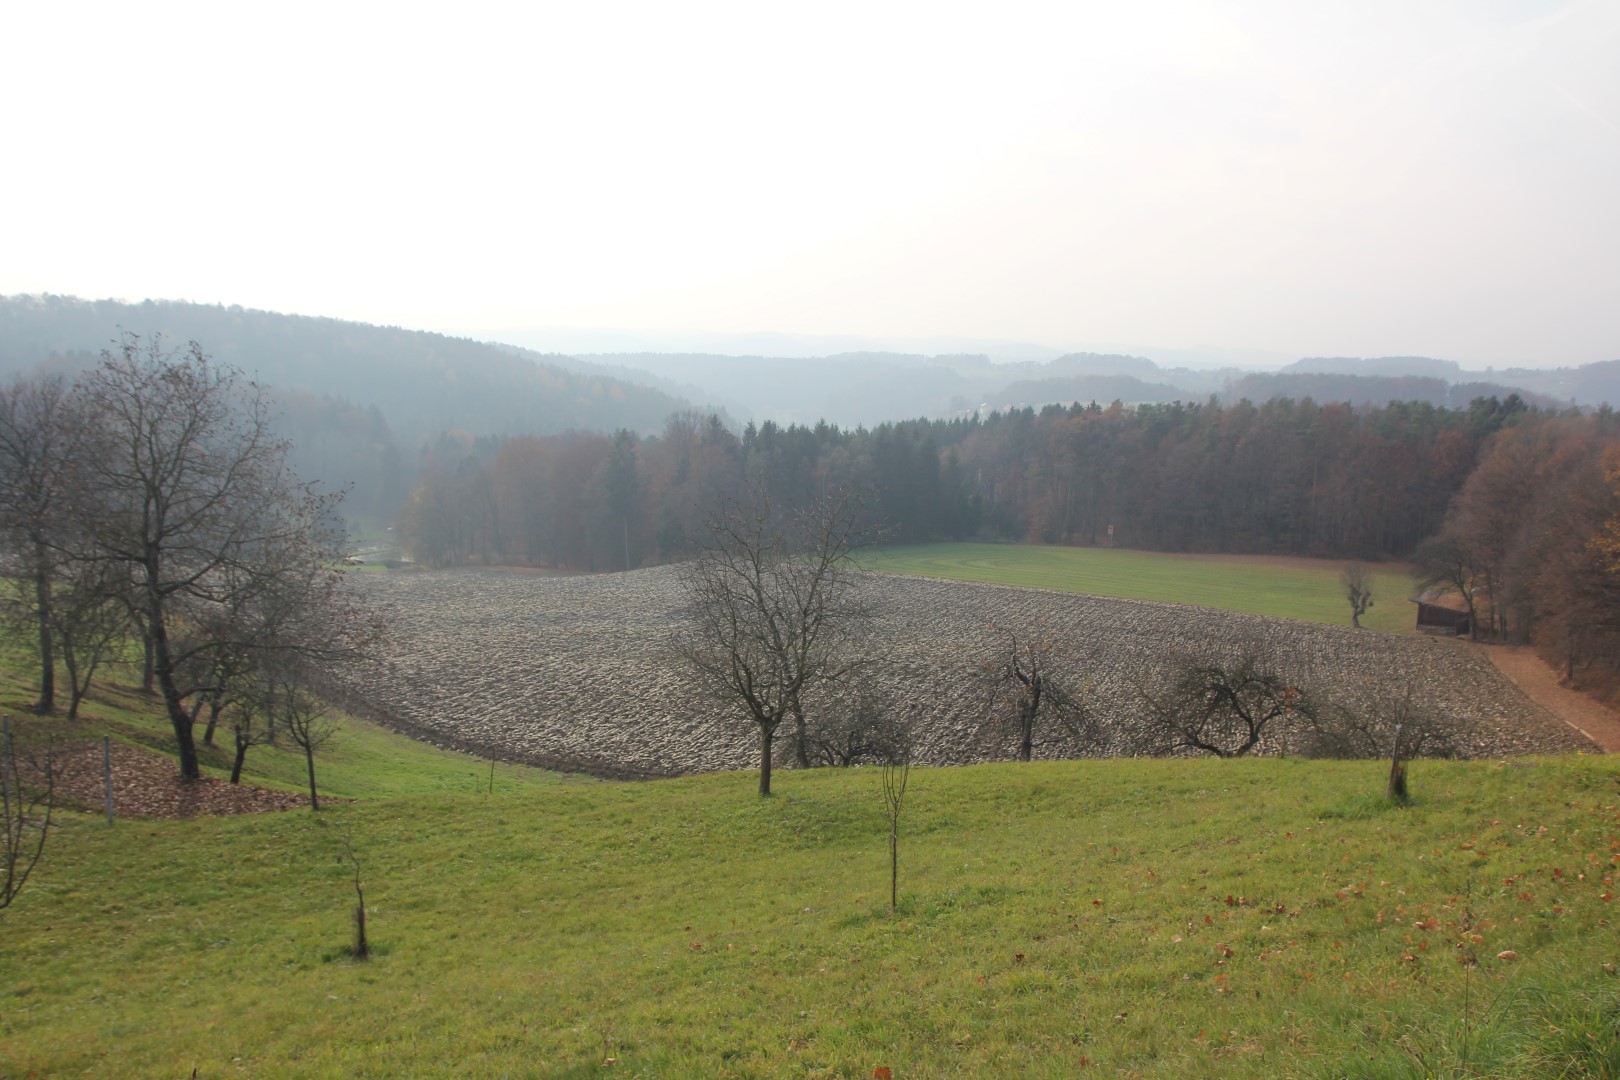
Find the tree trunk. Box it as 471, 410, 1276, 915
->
1387, 723, 1409, 803
790, 701, 809, 769
203, 695, 225, 747
230, 735, 249, 784
759, 725, 774, 797
889, 825, 899, 912
141, 630, 156, 694
1018, 682, 1040, 762
148, 594, 201, 781
353, 901, 369, 960
32, 551, 54, 713
62, 644, 82, 721
305, 745, 320, 811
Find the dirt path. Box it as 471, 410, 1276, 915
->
1485, 645, 1620, 753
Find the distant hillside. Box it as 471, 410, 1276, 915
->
1225, 371, 1563, 410
0, 295, 694, 520
582, 350, 1205, 424
1276, 354, 1620, 408
1285, 355, 1464, 379
575, 347, 1614, 423
0, 295, 692, 444
996, 374, 1188, 408
1490, 359, 1620, 408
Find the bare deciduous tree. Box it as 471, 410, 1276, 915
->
803, 675, 912, 768
266, 662, 339, 812
678, 482, 871, 796
2, 718, 55, 914
224, 676, 275, 785
978, 624, 1093, 762
1137, 651, 1314, 758
52, 560, 131, 721
0, 376, 79, 712
1341, 564, 1374, 628
880, 720, 913, 914
68, 336, 369, 780
1294, 687, 1456, 763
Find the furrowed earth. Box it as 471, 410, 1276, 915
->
345, 567, 1590, 776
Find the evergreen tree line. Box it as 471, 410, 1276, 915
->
402, 394, 1571, 563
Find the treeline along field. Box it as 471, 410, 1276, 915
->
400, 393, 1546, 569
342, 567, 1588, 777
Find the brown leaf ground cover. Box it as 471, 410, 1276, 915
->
349, 567, 1592, 776
20, 735, 340, 818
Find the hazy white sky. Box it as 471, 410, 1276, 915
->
5, 0, 1618, 366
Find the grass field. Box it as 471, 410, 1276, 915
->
862, 543, 1417, 634
3, 656, 1618, 1077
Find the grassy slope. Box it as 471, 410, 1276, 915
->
861, 543, 1416, 634
4, 751, 1619, 1077
0, 653, 593, 803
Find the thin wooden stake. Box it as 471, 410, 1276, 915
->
2, 715, 12, 806
104, 736, 115, 824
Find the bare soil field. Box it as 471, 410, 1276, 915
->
346, 567, 1592, 777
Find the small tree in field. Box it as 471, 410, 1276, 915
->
0, 375, 79, 713
978, 624, 1092, 761
263, 663, 339, 811
879, 716, 913, 914
1137, 650, 1315, 758
224, 677, 275, 785
2, 719, 55, 914
678, 482, 871, 796
803, 674, 911, 767
1341, 564, 1374, 628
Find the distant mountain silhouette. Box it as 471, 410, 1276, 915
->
0, 295, 692, 443
0, 295, 694, 519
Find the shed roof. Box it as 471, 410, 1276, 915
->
1409, 590, 1471, 614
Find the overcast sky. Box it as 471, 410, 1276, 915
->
5, 1, 1618, 366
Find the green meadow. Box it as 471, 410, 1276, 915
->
3, 663, 1618, 1076
862, 543, 1416, 634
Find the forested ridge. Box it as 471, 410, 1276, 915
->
402, 394, 1546, 566
0, 295, 696, 518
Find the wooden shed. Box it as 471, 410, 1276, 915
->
1410, 590, 1471, 636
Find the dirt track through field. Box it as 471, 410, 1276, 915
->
347, 567, 1594, 777
1485, 645, 1620, 752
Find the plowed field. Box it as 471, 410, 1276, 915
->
345, 567, 1591, 776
